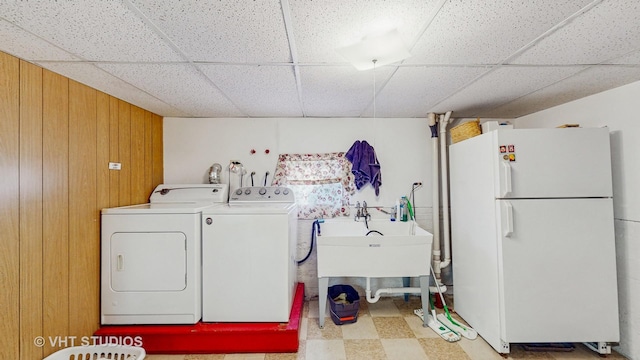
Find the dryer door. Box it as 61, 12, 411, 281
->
110, 232, 187, 292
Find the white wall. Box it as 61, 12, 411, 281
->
164, 117, 438, 298
517, 80, 640, 360
164, 117, 434, 208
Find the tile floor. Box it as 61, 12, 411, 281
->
145, 296, 627, 360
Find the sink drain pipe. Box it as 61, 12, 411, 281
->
365, 277, 422, 303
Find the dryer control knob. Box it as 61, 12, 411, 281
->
235, 189, 243, 195
283, 189, 290, 195
244, 188, 252, 195
274, 188, 281, 195
259, 187, 267, 195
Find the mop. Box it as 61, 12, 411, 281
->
414, 296, 460, 342
406, 204, 459, 342
414, 265, 477, 341
430, 265, 478, 340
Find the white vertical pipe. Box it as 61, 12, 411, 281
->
428, 113, 441, 280
439, 111, 453, 270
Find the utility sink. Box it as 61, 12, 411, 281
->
316, 218, 433, 328
317, 219, 433, 278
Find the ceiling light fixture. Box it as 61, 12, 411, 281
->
336, 28, 411, 71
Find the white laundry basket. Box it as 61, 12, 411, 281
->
43, 344, 145, 360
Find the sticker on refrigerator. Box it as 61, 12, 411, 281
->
499, 144, 516, 162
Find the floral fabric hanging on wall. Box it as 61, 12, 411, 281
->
271, 152, 355, 219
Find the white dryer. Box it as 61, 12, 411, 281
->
101, 184, 227, 325
201, 186, 298, 322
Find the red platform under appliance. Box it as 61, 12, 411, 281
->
95, 283, 305, 354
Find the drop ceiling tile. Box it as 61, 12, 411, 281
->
511, 1, 640, 65
129, 0, 291, 62
484, 65, 640, 118
97, 63, 243, 117
36, 62, 187, 117
198, 64, 302, 117
0, 19, 79, 61
362, 65, 488, 117
432, 65, 587, 117
605, 49, 640, 65
0, 1, 182, 61
299, 65, 395, 117
2, 0, 640, 119
408, 0, 594, 65
289, 0, 441, 63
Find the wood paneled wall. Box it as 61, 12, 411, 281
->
0, 51, 164, 359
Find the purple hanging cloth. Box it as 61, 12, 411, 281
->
345, 140, 381, 196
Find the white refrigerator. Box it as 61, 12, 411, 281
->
449, 127, 619, 354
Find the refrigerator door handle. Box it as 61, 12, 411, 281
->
502, 201, 514, 238
501, 162, 512, 197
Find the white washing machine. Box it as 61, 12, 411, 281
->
201, 186, 298, 322
101, 184, 227, 325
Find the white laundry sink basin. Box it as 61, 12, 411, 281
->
316, 218, 434, 328
317, 219, 433, 278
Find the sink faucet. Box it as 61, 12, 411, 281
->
354, 201, 371, 228
362, 201, 371, 228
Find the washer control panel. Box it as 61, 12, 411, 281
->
230, 186, 295, 203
